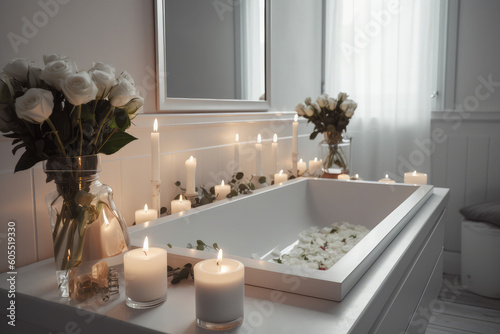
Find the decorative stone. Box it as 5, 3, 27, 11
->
92, 261, 109, 288
72, 274, 95, 302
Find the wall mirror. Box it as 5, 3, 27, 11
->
155, 0, 270, 112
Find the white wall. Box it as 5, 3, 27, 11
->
0, 0, 322, 272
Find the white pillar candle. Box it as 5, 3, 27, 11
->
171, 195, 192, 214
215, 180, 231, 201
194, 250, 244, 326
234, 133, 240, 172
255, 134, 263, 175
378, 174, 396, 184
338, 173, 350, 180
292, 114, 298, 154
404, 171, 428, 184
100, 213, 127, 257
308, 157, 323, 176
297, 158, 307, 174
135, 204, 158, 225
151, 119, 160, 182
124, 237, 167, 307
185, 156, 197, 195
274, 169, 288, 184
271, 133, 278, 173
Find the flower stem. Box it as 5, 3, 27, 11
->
45, 118, 67, 157
77, 105, 83, 156
97, 128, 117, 152
94, 106, 114, 149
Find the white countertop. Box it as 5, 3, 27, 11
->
0, 188, 449, 334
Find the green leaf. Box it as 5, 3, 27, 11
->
14, 150, 42, 173
235, 172, 244, 180
12, 142, 25, 155
114, 108, 130, 130
259, 176, 266, 184
175, 181, 181, 187
310, 132, 319, 140
99, 131, 137, 155
167, 243, 172, 248
249, 183, 255, 190
213, 243, 219, 250
160, 207, 167, 215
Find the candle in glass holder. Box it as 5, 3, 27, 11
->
194, 250, 244, 330
135, 204, 158, 225
297, 159, 307, 174
378, 174, 396, 183
274, 169, 288, 184
185, 156, 197, 195
404, 171, 427, 184
171, 195, 192, 214
215, 180, 231, 201
124, 237, 167, 309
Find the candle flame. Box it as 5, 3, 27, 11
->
143, 236, 149, 255
189, 156, 194, 162
235, 133, 239, 142
413, 170, 417, 176
273, 133, 277, 143
385, 174, 389, 178
279, 169, 283, 175
144, 204, 148, 213
153, 118, 158, 132
257, 134, 261, 143
221, 180, 225, 186
355, 174, 359, 178
299, 158, 303, 163
179, 195, 183, 203
294, 114, 298, 122
217, 249, 223, 267
314, 157, 317, 162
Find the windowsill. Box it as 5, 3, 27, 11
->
432, 110, 500, 121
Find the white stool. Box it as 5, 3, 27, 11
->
461, 219, 500, 298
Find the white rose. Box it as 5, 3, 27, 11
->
304, 105, 315, 117
304, 97, 312, 105
317, 95, 327, 108
327, 98, 337, 111
108, 78, 139, 107
43, 54, 70, 65
295, 103, 305, 116
340, 99, 357, 117
15, 88, 54, 123
89, 62, 115, 76
40, 59, 78, 90
118, 71, 135, 85
312, 102, 321, 113
91, 70, 117, 98
28, 66, 42, 88
3, 58, 30, 83
62, 72, 98, 106
338, 92, 348, 101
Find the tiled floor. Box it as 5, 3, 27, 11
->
425, 275, 500, 334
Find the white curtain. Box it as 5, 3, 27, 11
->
325, 0, 440, 181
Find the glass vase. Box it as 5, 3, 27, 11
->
318, 132, 352, 177
44, 154, 130, 298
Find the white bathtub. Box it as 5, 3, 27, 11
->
129, 178, 433, 301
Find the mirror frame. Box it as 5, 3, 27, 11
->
154, 0, 271, 112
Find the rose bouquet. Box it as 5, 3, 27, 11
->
0, 55, 141, 277
296, 92, 357, 173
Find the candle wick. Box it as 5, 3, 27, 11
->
143, 250, 148, 256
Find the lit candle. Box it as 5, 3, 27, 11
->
215, 180, 231, 201
135, 204, 158, 225
404, 171, 428, 184
171, 195, 192, 214
292, 114, 298, 154
297, 158, 307, 174
100, 212, 127, 257
274, 169, 288, 184
255, 134, 262, 175
338, 173, 350, 180
124, 237, 167, 308
194, 250, 244, 328
151, 119, 160, 181
308, 157, 323, 176
379, 174, 396, 184
234, 133, 240, 172
185, 156, 197, 195
271, 133, 278, 173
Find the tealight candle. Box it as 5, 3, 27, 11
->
297, 158, 307, 174
171, 195, 192, 214
135, 204, 158, 225
185, 156, 197, 195
308, 157, 323, 176
255, 134, 263, 175
404, 171, 428, 184
124, 237, 167, 309
379, 174, 396, 183
274, 169, 288, 184
338, 173, 350, 180
194, 250, 244, 330
215, 180, 231, 201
